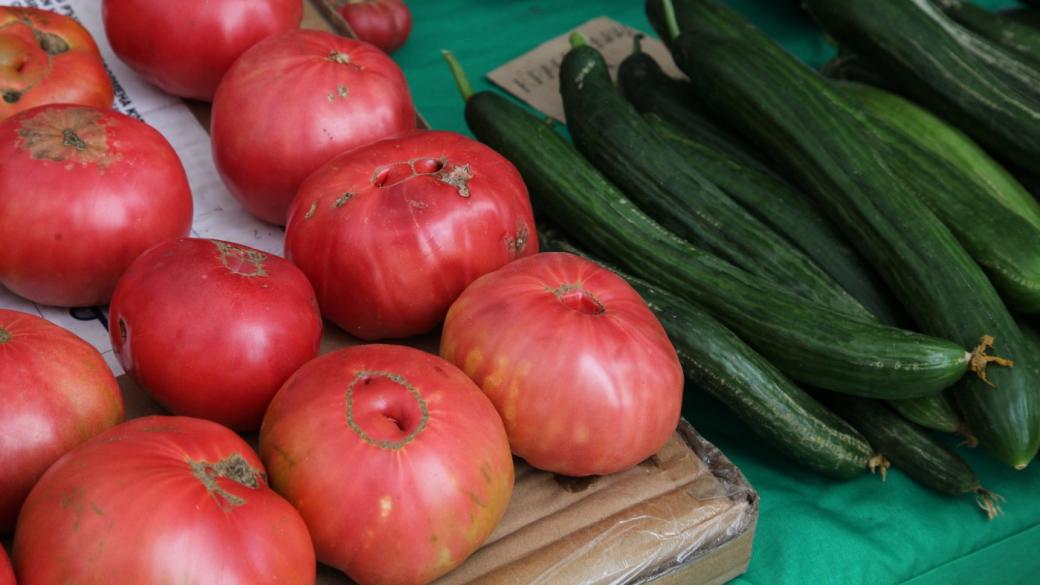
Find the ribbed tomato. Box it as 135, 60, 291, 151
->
0, 104, 193, 307
0, 309, 123, 532
103, 0, 303, 101
337, 0, 412, 53
109, 238, 322, 431
260, 344, 514, 585
285, 130, 537, 340
0, 7, 113, 121
211, 29, 415, 225
0, 546, 12, 585
441, 252, 684, 476
13, 416, 315, 585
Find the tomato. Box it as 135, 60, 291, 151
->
260, 344, 513, 585
441, 252, 684, 477
0, 104, 193, 307
285, 130, 537, 340
211, 29, 416, 225
108, 238, 322, 431
337, 0, 412, 54
0, 8, 113, 121
0, 547, 11, 585
102, 0, 303, 101
13, 416, 315, 584
0, 309, 123, 532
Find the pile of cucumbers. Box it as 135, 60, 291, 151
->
446, 0, 1040, 517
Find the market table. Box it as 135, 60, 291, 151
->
393, 1, 1040, 584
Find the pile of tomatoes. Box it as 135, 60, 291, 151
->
0, 2, 684, 585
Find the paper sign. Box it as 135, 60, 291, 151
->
0, 0, 287, 374
487, 16, 683, 122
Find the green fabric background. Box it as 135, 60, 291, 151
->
394, 2, 1037, 584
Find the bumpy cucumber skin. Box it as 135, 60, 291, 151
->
663, 0, 1039, 467
802, 0, 1040, 172
560, 44, 872, 321
462, 91, 969, 399
644, 114, 906, 326
824, 395, 981, 496
940, 0, 1040, 69
617, 51, 769, 172
838, 82, 1040, 314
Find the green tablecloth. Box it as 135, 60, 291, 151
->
395, 1, 1040, 584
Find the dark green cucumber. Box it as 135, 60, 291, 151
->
823, 395, 1001, 518
1004, 7, 1040, 30
658, 0, 1039, 467
801, 0, 1040, 172
644, 104, 965, 436
938, 0, 1040, 69
443, 53, 972, 400
540, 229, 877, 479
819, 52, 891, 89
837, 81, 1040, 233
616, 40, 768, 172
834, 82, 1040, 314
643, 114, 905, 326
887, 395, 963, 436
560, 38, 872, 321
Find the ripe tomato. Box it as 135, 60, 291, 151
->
260, 344, 514, 585
0, 104, 193, 307
0, 546, 12, 585
337, 0, 412, 53
0, 309, 123, 532
0, 8, 113, 121
13, 416, 315, 584
441, 252, 684, 477
211, 29, 416, 225
102, 0, 303, 101
285, 130, 537, 340
109, 238, 322, 431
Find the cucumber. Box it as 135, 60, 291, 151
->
643, 114, 906, 326
819, 52, 891, 89
1004, 8, 1040, 30
540, 229, 878, 479
887, 395, 964, 437
937, 0, 1040, 69
833, 82, 1040, 314
560, 36, 872, 321
823, 394, 1001, 519
801, 0, 1040, 172
443, 51, 974, 400
616, 38, 768, 172
837, 81, 1040, 233
657, 0, 1039, 467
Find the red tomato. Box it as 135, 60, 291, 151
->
441, 252, 684, 477
0, 547, 12, 585
0, 8, 113, 121
108, 238, 322, 431
211, 29, 416, 225
285, 130, 537, 340
13, 416, 315, 584
102, 0, 303, 101
260, 344, 513, 585
0, 104, 193, 307
337, 0, 412, 54
0, 309, 123, 532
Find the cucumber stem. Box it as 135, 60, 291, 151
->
633, 33, 644, 55
968, 335, 1014, 387
975, 488, 1005, 520
569, 32, 587, 48
662, 0, 680, 41
441, 50, 473, 102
